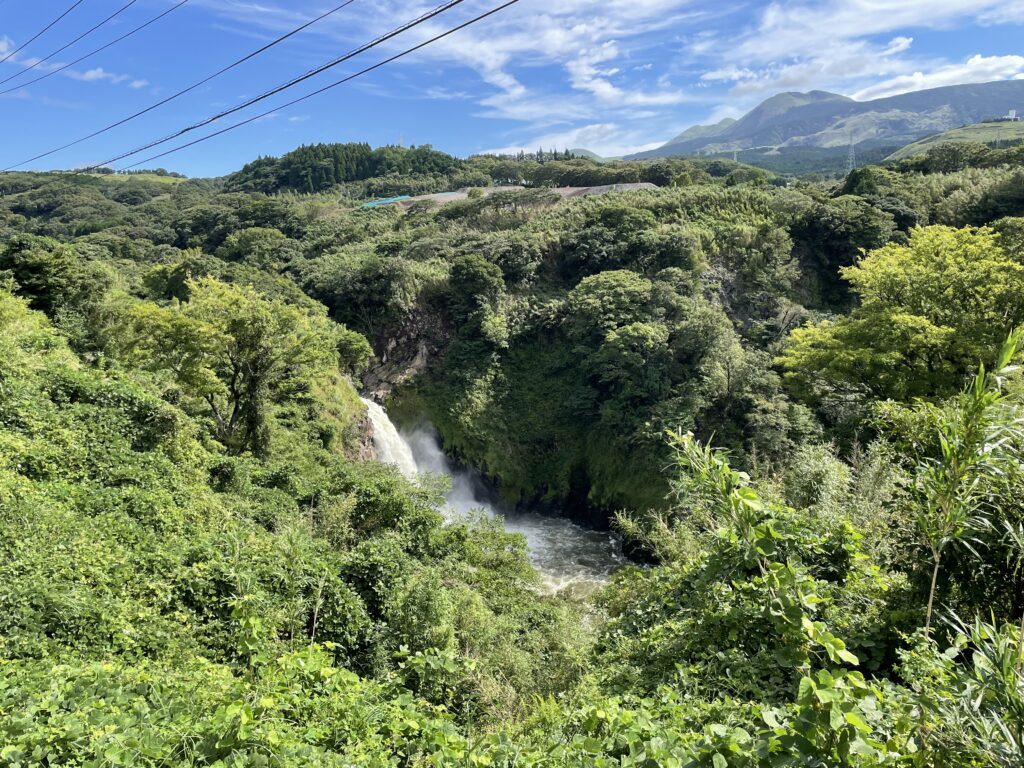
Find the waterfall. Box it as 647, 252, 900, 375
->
362, 398, 419, 479
360, 398, 624, 592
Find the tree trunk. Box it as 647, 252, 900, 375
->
925, 554, 941, 637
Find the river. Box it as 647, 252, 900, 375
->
361, 398, 625, 591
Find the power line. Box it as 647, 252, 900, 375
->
3, 0, 358, 170
0, 0, 140, 87
86, 0, 470, 170
118, 0, 522, 173
0, 0, 86, 67
0, 0, 190, 99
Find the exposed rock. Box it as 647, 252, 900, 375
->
362, 307, 451, 401
357, 412, 377, 461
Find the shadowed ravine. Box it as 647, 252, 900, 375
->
361, 398, 625, 591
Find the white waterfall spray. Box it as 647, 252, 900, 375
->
362, 398, 418, 479
360, 397, 624, 592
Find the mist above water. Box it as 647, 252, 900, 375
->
361, 398, 625, 591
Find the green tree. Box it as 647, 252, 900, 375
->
0, 235, 111, 318
215, 226, 301, 270
125, 278, 348, 456
923, 141, 991, 174
447, 254, 508, 347
913, 343, 1015, 634
789, 196, 895, 305
993, 217, 1024, 257
559, 203, 660, 277
563, 270, 657, 346
780, 226, 1024, 403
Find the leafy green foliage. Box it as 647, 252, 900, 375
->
780, 226, 1024, 405
3, 145, 1024, 766
0, 286, 590, 763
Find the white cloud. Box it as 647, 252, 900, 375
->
566, 40, 687, 106
423, 86, 470, 100
0, 45, 147, 91
483, 122, 667, 158
687, 0, 1024, 117
477, 87, 593, 124
191, 0, 707, 127
732, 0, 1013, 64
67, 68, 113, 83
695, 0, 1022, 107
701, 66, 759, 82
41, 0, 1019, 165
884, 37, 914, 55
702, 35, 916, 100
852, 54, 1024, 100
980, 6, 1024, 25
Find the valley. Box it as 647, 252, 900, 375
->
2, 82, 1024, 768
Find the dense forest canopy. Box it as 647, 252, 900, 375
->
2, 137, 1024, 766
223, 141, 761, 198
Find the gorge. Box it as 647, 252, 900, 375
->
361, 397, 625, 590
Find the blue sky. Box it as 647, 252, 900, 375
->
1, 0, 1023, 175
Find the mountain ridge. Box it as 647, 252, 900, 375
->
626, 79, 1024, 160
664, 117, 737, 146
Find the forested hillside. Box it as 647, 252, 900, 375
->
2, 139, 1024, 766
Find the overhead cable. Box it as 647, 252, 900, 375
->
117, 0, 522, 172
89, 0, 470, 170
0, 0, 86, 67
0, 0, 190, 102
3, 0, 358, 169
0, 0, 140, 87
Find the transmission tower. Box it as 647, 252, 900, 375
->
845, 136, 857, 175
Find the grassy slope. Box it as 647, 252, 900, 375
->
93, 172, 187, 184
887, 122, 1024, 161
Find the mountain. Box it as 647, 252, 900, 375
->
570, 147, 617, 162
663, 117, 736, 147
885, 120, 1024, 162
629, 80, 1024, 160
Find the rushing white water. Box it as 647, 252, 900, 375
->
361, 398, 625, 591
362, 399, 419, 478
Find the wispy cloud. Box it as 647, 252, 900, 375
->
73, 0, 1024, 159
729, 0, 1012, 63
423, 86, 470, 100
190, 0, 710, 123
706, 0, 1023, 101
852, 54, 1024, 101
0, 43, 150, 92
483, 122, 666, 158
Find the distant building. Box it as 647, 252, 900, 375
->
360, 195, 412, 208
983, 110, 1021, 123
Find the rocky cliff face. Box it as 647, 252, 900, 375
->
361, 307, 452, 402
357, 413, 377, 461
